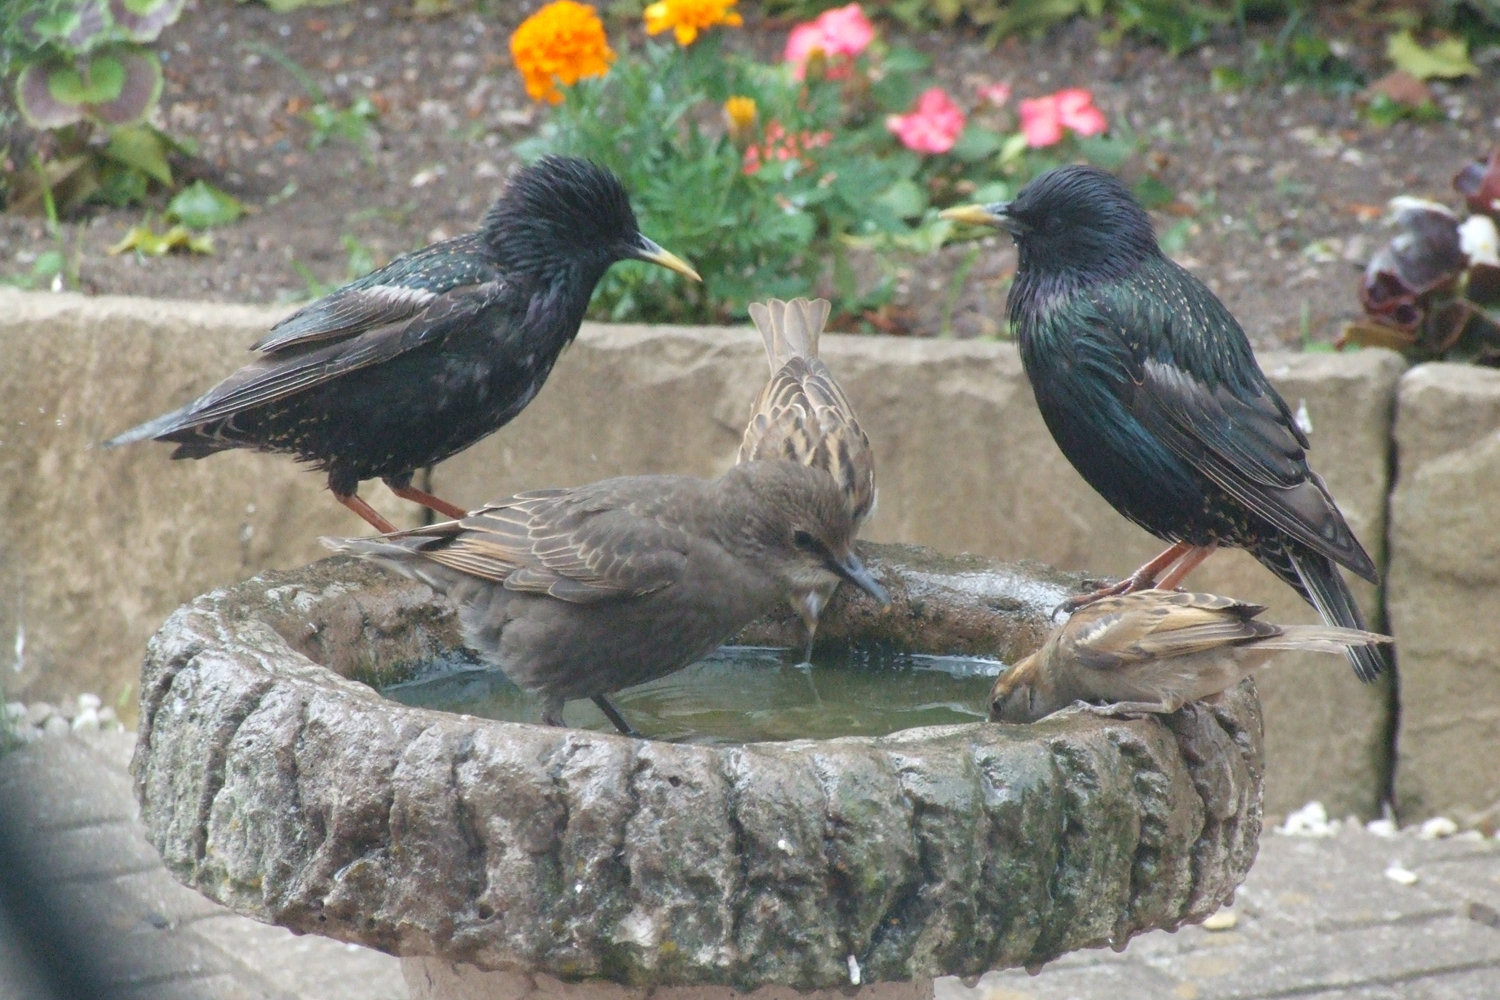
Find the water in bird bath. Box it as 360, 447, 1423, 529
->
380, 645, 1004, 743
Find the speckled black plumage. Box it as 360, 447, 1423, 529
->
105, 156, 697, 528
967, 165, 1389, 682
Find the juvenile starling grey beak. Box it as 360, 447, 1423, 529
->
632, 235, 702, 282
940, 202, 1026, 235
833, 553, 890, 606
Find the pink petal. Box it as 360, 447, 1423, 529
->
1019, 96, 1063, 148
783, 23, 823, 77
1055, 88, 1107, 136
977, 82, 1011, 107
815, 3, 875, 56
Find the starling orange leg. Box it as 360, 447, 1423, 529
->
388, 483, 470, 520
335, 491, 399, 534
1155, 542, 1218, 591
1058, 542, 1193, 614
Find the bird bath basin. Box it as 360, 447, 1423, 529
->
131, 542, 1264, 1000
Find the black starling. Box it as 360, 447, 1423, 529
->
989, 590, 1391, 723
104, 156, 701, 533
738, 297, 876, 647
942, 166, 1391, 682
321, 460, 890, 734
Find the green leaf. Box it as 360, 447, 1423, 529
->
167, 180, 245, 228
950, 126, 1003, 163
874, 178, 929, 220
1386, 30, 1477, 81
96, 161, 150, 206
969, 181, 1011, 203
48, 56, 126, 105
107, 223, 213, 256
103, 126, 173, 185
1134, 175, 1175, 209
882, 46, 932, 74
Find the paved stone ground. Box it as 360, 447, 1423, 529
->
2, 732, 1497, 1000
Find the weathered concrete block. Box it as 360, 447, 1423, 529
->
0, 289, 424, 716
1389, 364, 1500, 824
436, 334, 1406, 819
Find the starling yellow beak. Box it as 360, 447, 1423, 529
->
632, 235, 702, 282
940, 202, 1017, 231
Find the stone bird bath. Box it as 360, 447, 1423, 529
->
131, 543, 1264, 999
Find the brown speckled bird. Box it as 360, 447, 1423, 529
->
322, 460, 889, 734
988, 590, 1391, 723
738, 297, 876, 647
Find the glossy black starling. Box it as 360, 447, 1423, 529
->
989, 590, 1392, 723
942, 165, 1391, 682
104, 156, 701, 533
738, 297, 876, 647
322, 460, 890, 734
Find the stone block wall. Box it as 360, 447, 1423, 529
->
5, 288, 1493, 823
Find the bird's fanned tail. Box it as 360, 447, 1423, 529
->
748, 297, 831, 371
1288, 546, 1391, 683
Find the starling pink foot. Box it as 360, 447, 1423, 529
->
322, 460, 890, 734
943, 166, 1392, 682
989, 590, 1392, 723
104, 156, 701, 532
738, 297, 877, 648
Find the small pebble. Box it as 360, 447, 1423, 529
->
1418, 817, 1458, 840
4, 702, 24, 723
71, 708, 100, 733
1366, 818, 1397, 837
56, 697, 78, 721
43, 716, 70, 738
98, 706, 118, 725
25, 702, 55, 727
78, 693, 102, 713
1202, 910, 1238, 931
1384, 865, 1419, 886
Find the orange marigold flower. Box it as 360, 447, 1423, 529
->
644, 0, 743, 47
510, 1, 615, 105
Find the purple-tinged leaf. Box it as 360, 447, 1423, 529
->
109, 0, 187, 44
85, 49, 163, 127
15, 60, 84, 129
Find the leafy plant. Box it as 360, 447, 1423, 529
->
241, 42, 383, 159
0, 0, 223, 215
516, 3, 1132, 325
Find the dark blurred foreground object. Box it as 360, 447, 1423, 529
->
322, 460, 889, 734
989, 590, 1392, 723
941, 165, 1390, 684
104, 156, 701, 533
1341, 149, 1500, 365
738, 297, 876, 648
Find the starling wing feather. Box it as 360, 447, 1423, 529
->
251, 234, 497, 353
104, 280, 507, 447
373, 480, 695, 604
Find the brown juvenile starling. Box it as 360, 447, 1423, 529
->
322, 460, 890, 734
105, 157, 700, 533
738, 297, 876, 646
988, 590, 1392, 723
942, 166, 1391, 683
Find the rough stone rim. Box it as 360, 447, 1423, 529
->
132, 559, 1264, 990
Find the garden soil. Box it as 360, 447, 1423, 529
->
2, 0, 1498, 347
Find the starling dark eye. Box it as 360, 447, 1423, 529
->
793, 529, 818, 552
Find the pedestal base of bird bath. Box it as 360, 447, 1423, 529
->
131, 543, 1263, 996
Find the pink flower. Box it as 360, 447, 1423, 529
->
976, 81, 1012, 107
1019, 87, 1107, 148
886, 87, 966, 155
742, 121, 833, 174
784, 3, 875, 80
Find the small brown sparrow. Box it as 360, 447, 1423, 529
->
739, 297, 877, 647
989, 590, 1392, 723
